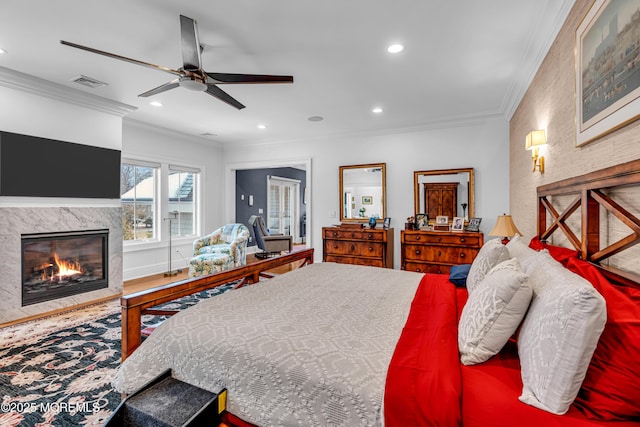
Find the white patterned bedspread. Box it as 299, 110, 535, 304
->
112, 262, 422, 426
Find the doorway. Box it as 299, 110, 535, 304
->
267, 176, 300, 240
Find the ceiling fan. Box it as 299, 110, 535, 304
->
60, 15, 293, 109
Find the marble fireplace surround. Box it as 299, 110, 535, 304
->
0, 206, 123, 324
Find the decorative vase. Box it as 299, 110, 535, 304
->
369, 217, 377, 229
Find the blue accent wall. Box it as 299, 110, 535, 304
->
236, 167, 306, 246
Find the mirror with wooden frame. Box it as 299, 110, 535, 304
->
414, 168, 474, 223
340, 163, 386, 222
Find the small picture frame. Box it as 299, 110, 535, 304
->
383, 217, 391, 229
451, 217, 465, 232
466, 217, 482, 232
415, 213, 428, 229
362, 196, 373, 205
436, 215, 449, 225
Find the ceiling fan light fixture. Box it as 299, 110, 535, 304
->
179, 77, 207, 92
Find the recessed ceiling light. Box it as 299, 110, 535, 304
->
150, 101, 163, 107
372, 107, 383, 114
0, 48, 7, 54
387, 44, 404, 54
308, 116, 324, 122
257, 124, 267, 130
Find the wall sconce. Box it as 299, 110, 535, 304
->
489, 214, 522, 244
525, 129, 546, 173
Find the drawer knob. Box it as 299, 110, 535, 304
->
415, 236, 421, 241
333, 232, 338, 237
415, 268, 421, 272
438, 237, 442, 242
415, 249, 421, 255
368, 234, 374, 239
460, 253, 466, 258
460, 238, 466, 242
333, 245, 339, 249
369, 247, 374, 251
437, 250, 442, 257
351, 245, 356, 251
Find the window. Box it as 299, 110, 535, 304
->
168, 165, 199, 237
121, 161, 159, 241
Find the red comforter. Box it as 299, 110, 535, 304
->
384, 274, 640, 427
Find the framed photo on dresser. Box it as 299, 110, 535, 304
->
466, 217, 482, 232
436, 215, 448, 225
451, 217, 464, 232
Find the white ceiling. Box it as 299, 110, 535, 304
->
0, 0, 575, 145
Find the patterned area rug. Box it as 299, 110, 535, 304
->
0, 283, 235, 426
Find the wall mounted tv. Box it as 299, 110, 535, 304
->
0, 131, 121, 199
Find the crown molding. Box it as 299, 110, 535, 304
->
502, 0, 576, 119
0, 66, 136, 117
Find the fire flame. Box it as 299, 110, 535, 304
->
53, 252, 82, 279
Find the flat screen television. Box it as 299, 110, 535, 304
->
0, 130, 121, 199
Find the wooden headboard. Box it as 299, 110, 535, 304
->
537, 159, 640, 288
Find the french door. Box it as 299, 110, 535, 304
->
267, 176, 299, 241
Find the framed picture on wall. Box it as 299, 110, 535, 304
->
362, 196, 373, 204
576, 0, 640, 146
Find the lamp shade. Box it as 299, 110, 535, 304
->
489, 214, 522, 238
525, 129, 546, 150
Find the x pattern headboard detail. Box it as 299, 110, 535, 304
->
537, 159, 640, 287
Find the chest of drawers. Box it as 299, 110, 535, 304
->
322, 227, 394, 268
401, 230, 483, 274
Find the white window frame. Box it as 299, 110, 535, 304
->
121, 159, 160, 243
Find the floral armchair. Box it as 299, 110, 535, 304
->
192, 223, 250, 267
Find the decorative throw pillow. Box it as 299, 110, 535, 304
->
528, 236, 578, 266
466, 239, 510, 294
506, 234, 540, 269
518, 257, 606, 415
458, 258, 531, 365
567, 257, 640, 421
449, 263, 471, 287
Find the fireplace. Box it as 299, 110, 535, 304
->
22, 229, 109, 306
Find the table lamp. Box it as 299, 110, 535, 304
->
489, 214, 522, 244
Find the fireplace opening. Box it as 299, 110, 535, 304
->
22, 229, 109, 306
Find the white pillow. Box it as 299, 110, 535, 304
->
506, 235, 538, 266
466, 238, 510, 294
518, 256, 606, 415
458, 258, 531, 365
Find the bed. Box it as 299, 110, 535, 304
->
113, 160, 640, 426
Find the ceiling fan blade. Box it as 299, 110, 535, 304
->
60, 40, 184, 77
138, 79, 180, 97
205, 84, 245, 109
180, 15, 202, 71
206, 72, 294, 84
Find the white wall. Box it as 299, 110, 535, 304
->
224, 117, 510, 267
121, 119, 225, 280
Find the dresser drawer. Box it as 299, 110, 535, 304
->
403, 244, 477, 263
404, 262, 452, 275
324, 240, 384, 257
325, 255, 384, 268
323, 229, 384, 242
402, 232, 481, 247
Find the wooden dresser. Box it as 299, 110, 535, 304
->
322, 226, 394, 268
401, 230, 483, 274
